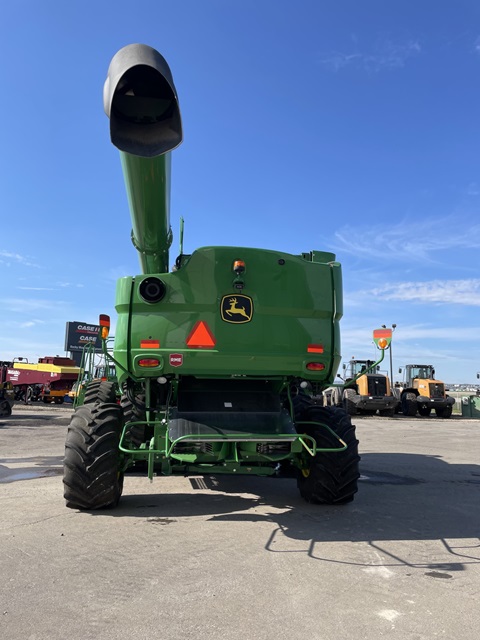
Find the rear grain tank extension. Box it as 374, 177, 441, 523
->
62, 43, 385, 510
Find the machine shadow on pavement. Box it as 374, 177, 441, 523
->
89, 451, 480, 574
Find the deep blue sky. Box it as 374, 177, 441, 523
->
1, 1, 480, 383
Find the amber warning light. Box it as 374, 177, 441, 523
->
99, 314, 110, 340
233, 260, 246, 274
373, 328, 392, 350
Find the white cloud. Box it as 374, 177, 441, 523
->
56, 282, 84, 288
466, 182, 480, 196
319, 39, 421, 73
370, 279, 480, 306
18, 319, 46, 329
0, 298, 68, 313
333, 218, 480, 263
0, 250, 39, 268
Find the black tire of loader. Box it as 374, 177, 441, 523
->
418, 405, 431, 417
379, 407, 395, 417
120, 394, 147, 447
343, 388, 357, 416
63, 402, 123, 510
83, 380, 117, 405
435, 405, 452, 418
402, 392, 417, 417
296, 406, 360, 505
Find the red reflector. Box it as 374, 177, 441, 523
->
141, 339, 160, 349
186, 321, 216, 348
307, 344, 324, 354
99, 314, 110, 328
306, 363, 325, 371
101, 377, 107, 381
139, 359, 160, 367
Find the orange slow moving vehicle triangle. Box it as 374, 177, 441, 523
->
186, 321, 216, 348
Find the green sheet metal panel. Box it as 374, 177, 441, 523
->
114, 246, 342, 384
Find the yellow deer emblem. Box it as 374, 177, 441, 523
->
225, 297, 250, 319
221, 295, 253, 323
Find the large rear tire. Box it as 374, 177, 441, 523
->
63, 402, 123, 510
83, 380, 117, 405
296, 406, 360, 505
120, 393, 147, 447
290, 391, 314, 416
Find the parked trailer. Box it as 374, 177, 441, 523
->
0, 357, 81, 404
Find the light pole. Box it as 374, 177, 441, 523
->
381, 323, 397, 384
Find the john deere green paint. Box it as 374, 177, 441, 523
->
63, 44, 361, 510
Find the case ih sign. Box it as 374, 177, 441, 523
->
64, 321, 102, 353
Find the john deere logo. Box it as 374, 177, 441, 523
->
221, 295, 253, 323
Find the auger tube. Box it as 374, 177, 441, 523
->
103, 43, 183, 274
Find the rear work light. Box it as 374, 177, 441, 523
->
138, 359, 160, 367
306, 363, 325, 371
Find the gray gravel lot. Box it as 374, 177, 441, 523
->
1, 404, 479, 640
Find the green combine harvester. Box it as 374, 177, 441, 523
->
63, 44, 388, 510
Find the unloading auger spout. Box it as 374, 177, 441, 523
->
103, 43, 183, 274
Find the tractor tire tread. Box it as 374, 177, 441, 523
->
296, 406, 360, 505
63, 403, 123, 510
84, 380, 117, 405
